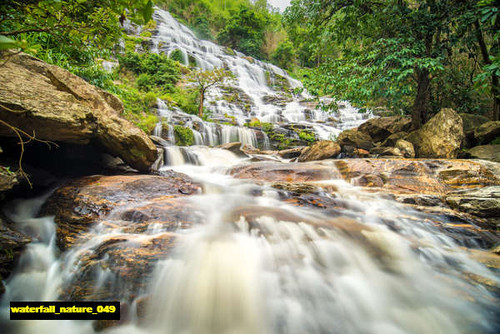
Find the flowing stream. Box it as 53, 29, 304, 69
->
1, 152, 499, 334
1, 8, 499, 334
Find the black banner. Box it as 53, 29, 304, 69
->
10, 301, 120, 320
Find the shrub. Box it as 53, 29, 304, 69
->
174, 125, 195, 146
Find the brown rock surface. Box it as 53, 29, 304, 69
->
358, 116, 411, 143
41, 171, 201, 250
474, 121, 500, 145
336, 129, 374, 151
0, 52, 158, 172
298, 140, 341, 162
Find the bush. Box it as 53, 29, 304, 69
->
174, 125, 195, 146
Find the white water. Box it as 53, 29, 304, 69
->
150, 9, 371, 148
1, 154, 499, 334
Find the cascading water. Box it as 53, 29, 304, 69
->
1, 151, 499, 334
149, 9, 371, 156
1, 7, 499, 334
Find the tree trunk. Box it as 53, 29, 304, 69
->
411, 69, 431, 129
474, 20, 500, 121
198, 90, 205, 118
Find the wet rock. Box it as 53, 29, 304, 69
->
0, 218, 31, 294
335, 159, 499, 195
395, 139, 415, 158
230, 161, 342, 182
41, 173, 201, 250
278, 147, 305, 159
262, 94, 292, 106
468, 145, 500, 162
336, 129, 374, 151
298, 140, 341, 162
358, 116, 411, 143
406, 108, 464, 158
474, 121, 500, 145
0, 52, 158, 172
446, 187, 500, 219
217, 142, 248, 157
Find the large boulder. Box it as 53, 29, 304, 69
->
358, 116, 411, 143
0, 52, 158, 172
298, 140, 341, 162
406, 108, 464, 158
41, 172, 201, 250
474, 121, 500, 145
336, 129, 374, 151
395, 139, 415, 158
468, 145, 500, 162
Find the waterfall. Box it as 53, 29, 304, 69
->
150, 9, 371, 149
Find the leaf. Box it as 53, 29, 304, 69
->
142, 0, 154, 23
0, 35, 21, 50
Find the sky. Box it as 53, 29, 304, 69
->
267, 0, 291, 11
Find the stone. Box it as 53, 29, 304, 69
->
0, 218, 31, 294
0, 166, 18, 198
406, 108, 464, 158
277, 147, 305, 159
468, 145, 500, 162
297, 140, 341, 162
41, 172, 201, 250
395, 139, 415, 158
369, 146, 403, 157
358, 116, 411, 143
336, 129, 374, 151
446, 186, 500, 219
381, 132, 408, 147
0, 52, 158, 172
459, 113, 490, 134
474, 121, 500, 145
217, 142, 248, 157
230, 161, 342, 182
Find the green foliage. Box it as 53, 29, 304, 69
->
271, 39, 296, 69
285, 0, 499, 121
298, 131, 316, 144
170, 49, 185, 63
174, 125, 195, 146
188, 68, 235, 116
118, 52, 181, 92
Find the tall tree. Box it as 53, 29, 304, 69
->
285, 0, 494, 127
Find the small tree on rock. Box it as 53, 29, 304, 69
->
188, 68, 234, 118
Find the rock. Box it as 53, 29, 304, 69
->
381, 132, 408, 147
460, 113, 490, 147
468, 145, 500, 162
446, 187, 500, 219
474, 121, 500, 145
0, 166, 18, 198
277, 147, 305, 159
230, 161, 342, 182
358, 116, 411, 143
0, 52, 158, 172
297, 140, 341, 162
0, 218, 31, 294
41, 172, 201, 250
369, 146, 403, 157
406, 108, 464, 158
395, 139, 415, 158
336, 129, 374, 151
460, 113, 490, 134
217, 142, 248, 157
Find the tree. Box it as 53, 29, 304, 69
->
188, 68, 234, 117
285, 0, 495, 127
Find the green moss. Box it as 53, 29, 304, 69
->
174, 125, 195, 146
140, 30, 153, 38
491, 136, 500, 145
298, 131, 316, 144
